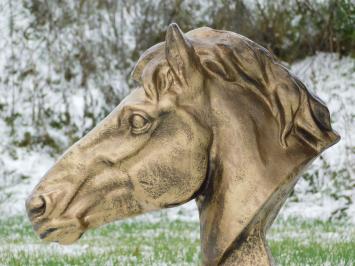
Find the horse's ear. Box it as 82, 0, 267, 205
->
165, 23, 203, 91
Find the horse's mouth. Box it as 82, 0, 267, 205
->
32, 217, 86, 244
39, 227, 58, 239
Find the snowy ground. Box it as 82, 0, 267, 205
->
0, 215, 354, 266
0, 53, 354, 223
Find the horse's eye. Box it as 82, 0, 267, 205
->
130, 114, 150, 133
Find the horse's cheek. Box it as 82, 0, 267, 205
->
126, 111, 210, 207
131, 136, 207, 206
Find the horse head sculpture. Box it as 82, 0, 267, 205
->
26, 24, 339, 265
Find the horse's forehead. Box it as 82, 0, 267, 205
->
118, 88, 151, 108
115, 88, 160, 115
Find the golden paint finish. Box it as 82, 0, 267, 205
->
26, 24, 339, 265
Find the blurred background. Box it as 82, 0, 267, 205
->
0, 0, 354, 265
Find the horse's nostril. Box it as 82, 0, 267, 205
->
27, 196, 46, 218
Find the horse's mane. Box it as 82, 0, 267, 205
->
132, 27, 339, 153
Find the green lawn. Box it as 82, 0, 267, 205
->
0, 214, 354, 266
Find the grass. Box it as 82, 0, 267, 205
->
0, 214, 354, 266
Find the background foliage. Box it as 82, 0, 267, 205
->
0, 0, 354, 220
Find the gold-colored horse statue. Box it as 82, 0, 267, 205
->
26, 24, 339, 265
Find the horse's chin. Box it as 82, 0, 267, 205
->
48, 229, 84, 245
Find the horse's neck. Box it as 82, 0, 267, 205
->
196, 174, 274, 266
196, 158, 277, 266
196, 159, 304, 266
195, 86, 317, 265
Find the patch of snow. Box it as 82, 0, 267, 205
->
283, 52, 355, 222
0, 243, 108, 256
0, 150, 54, 216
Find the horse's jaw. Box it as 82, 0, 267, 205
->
195, 85, 335, 266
